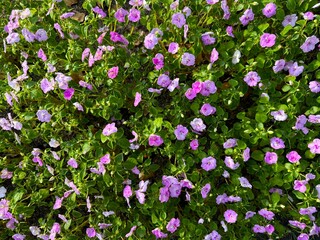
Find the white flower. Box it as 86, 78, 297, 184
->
232, 50, 241, 64
49, 138, 60, 148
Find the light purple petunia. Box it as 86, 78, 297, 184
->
200, 80, 217, 96
201, 157, 217, 171
172, 13, 186, 28
244, 71, 261, 87
166, 218, 180, 233
289, 62, 304, 77
286, 151, 301, 163
262, 3, 277, 18
114, 8, 128, 22
174, 125, 188, 141
224, 156, 240, 170
260, 33, 276, 48
223, 138, 237, 149
271, 110, 287, 121
168, 42, 179, 54
128, 8, 140, 22
273, 59, 286, 73
210, 48, 219, 63
239, 9, 254, 26
149, 134, 163, 146
201, 183, 211, 199
102, 123, 118, 136
200, 103, 216, 116
309, 81, 320, 93
35, 29, 48, 42
270, 137, 285, 149
190, 118, 206, 132
239, 177, 252, 188
308, 138, 320, 154
190, 139, 199, 150
300, 36, 319, 53
37, 110, 51, 122
181, 52, 195, 66
258, 209, 275, 220
201, 32, 216, 45
282, 14, 298, 27
224, 209, 238, 223
67, 158, 78, 169
264, 152, 278, 165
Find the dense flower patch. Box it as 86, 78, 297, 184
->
1, 0, 320, 239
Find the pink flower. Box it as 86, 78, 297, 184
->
144, 33, 158, 49
168, 42, 179, 54
92, 6, 106, 18
294, 180, 307, 193
262, 3, 277, 18
244, 71, 261, 87
152, 228, 168, 239
152, 53, 164, 70
201, 183, 211, 198
199, 80, 217, 96
243, 147, 250, 161
134, 92, 141, 107
273, 59, 286, 73
201, 157, 217, 171
192, 81, 203, 93
260, 33, 276, 48
303, 12, 315, 20
224, 156, 240, 170
190, 139, 199, 150
159, 187, 170, 202
114, 8, 128, 22
223, 138, 237, 149
185, 88, 197, 100
271, 110, 287, 121
181, 52, 195, 66
308, 138, 320, 154
210, 48, 219, 63
108, 66, 119, 79
224, 209, 238, 223
102, 123, 118, 136
297, 233, 309, 240
190, 118, 206, 132
309, 81, 320, 93
37, 48, 47, 61
264, 152, 278, 164
53, 196, 64, 210
63, 88, 75, 100
226, 26, 234, 37
172, 13, 186, 28
174, 125, 188, 140
200, 103, 216, 116
201, 32, 216, 45
40, 78, 55, 93
253, 225, 266, 233
286, 151, 301, 163
128, 8, 140, 22
207, 0, 219, 4
148, 134, 163, 146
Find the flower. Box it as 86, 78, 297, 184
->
190, 139, 199, 150
0, 186, 6, 198
200, 80, 217, 96
166, 218, 180, 233
114, 8, 128, 22
286, 151, 301, 163
134, 92, 141, 107
125, 226, 137, 238
22, 28, 35, 42
273, 59, 286, 73
108, 66, 119, 79
157, 74, 171, 88
308, 138, 320, 154
181, 52, 195, 66
40, 78, 55, 93
204, 230, 221, 240
252, 225, 266, 233
232, 50, 241, 64
258, 209, 275, 220
271, 110, 287, 121
67, 158, 78, 169
35, 29, 48, 42
300, 35, 319, 53
262, 3, 277, 18
282, 14, 298, 27
294, 180, 307, 193
102, 123, 118, 136
92, 6, 106, 18
309, 81, 320, 93
183, 7, 191, 17
270, 137, 285, 149
201, 183, 211, 198
144, 33, 158, 49
243, 147, 250, 161
128, 8, 140, 22
37, 110, 51, 122
6, 32, 20, 44
289, 220, 307, 230
201, 157, 217, 171
190, 118, 206, 132
152, 53, 164, 70
245, 211, 256, 219
210, 48, 219, 63
207, 0, 219, 4
12, 234, 25, 240
224, 156, 240, 170
244, 71, 261, 87
174, 125, 188, 141
264, 152, 278, 164
86, 228, 96, 238
226, 26, 234, 37
289, 62, 304, 76
63, 88, 74, 100
303, 12, 315, 20
200, 103, 216, 116
152, 228, 167, 239
159, 187, 169, 203
224, 209, 238, 223
223, 138, 237, 149
239, 177, 252, 188
148, 134, 163, 146
168, 42, 179, 54
172, 13, 186, 28
260, 33, 276, 48
201, 32, 216, 45
185, 88, 197, 100
297, 233, 309, 240
239, 9, 254, 26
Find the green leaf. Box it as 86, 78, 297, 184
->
280, 25, 292, 36
258, 23, 269, 32
82, 142, 91, 154
271, 192, 280, 206
251, 150, 264, 161
255, 112, 268, 123
286, 0, 296, 12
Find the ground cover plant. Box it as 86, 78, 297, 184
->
1, 0, 320, 239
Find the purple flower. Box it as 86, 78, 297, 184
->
252, 225, 266, 233
102, 123, 118, 136
243, 147, 250, 162
264, 152, 278, 165
271, 110, 287, 121
201, 183, 211, 199
60, 12, 75, 19
300, 35, 319, 53
201, 32, 216, 45
73, 102, 84, 111
114, 8, 128, 22
245, 211, 256, 219
200, 103, 216, 116
244, 71, 261, 87
190, 139, 199, 150
200, 80, 217, 96
21, 28, 35, 42
286, 151, 301, 163
63, 88, 74, 100
110, 31, 129, 45
262, 3, 277, 18
152, 228, 168, 239
221, 0, 230, 19
67, 158, 78, 169
204, 230, 221, 240
201, 157, 217, 171
308, 115, 320, 123
223, 138, 237, 149
125, 226, 137, 238
289, 62, 304, 76
224, 209, 238, 223
260, 33, 276, 48
273, 59, 286, 73
133, 92, 142, 107
308, 138, 320, 154
258, 209, 275, 220
174, 125, 188, 141
309, 81, 320, 93
148, 134, 163, 146
224, 156, 240, 170
35, 29, 48, 42
170, 0, 179, 10
239, 177, 252, 188
239, 9, 254, 26
169, 183, 182, 198
157, 74, 171, 88
54, 23, 64, 39
92, 6, 106, 18
172, 13, 186, 28
128, 8, 140, 22
37, 110, 51, 122
303, 12, 315, 20
12, 234, 25, 240
86, 228, 96, 238
6, 32, 20, 44
144, 33, 158, 49
282, 14, 298, 27
152, 53, 164, 70
183, 7, 191, 17
226, 26, 234, 37
294, 180, 307, 193
40, 78, 55, 93
294, 115, 309, 134
168, 78, 179, 92
181, 52, 195, 66
129, 0, 143, 6
168, 42, 179, 54
207, 0, 219, 4
266, 224, 274, 234
166, 218, 180, 233
108, 66, 119, 79
210, 48, 219, 63
299, 207, 317, 221
270, 137, 285, 149
289, 220, 307, 230
190, 118, 206, 132
185, 88, 197, 100
297, 233, 309, 240
159, 187, 170, 202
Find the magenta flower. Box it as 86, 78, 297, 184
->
303, 12, 315, 20
168, 42, 179, 54
271, 110, 287, 121
102, 123, 118, 136
266, 225, 277, 235
264, 152, 278, 165
294, 180, 307, 193
190, 139, 199, 150
67, 158, 78, 169
270, 137, 285, 149
201, 157, 217, 171
123, 185, 132, 207
253, 225, 266, 233
297, 233, 309, 240
223, 138, 237, 149
114, 8, 128, 22
166, 218, 180, 233
181, 52, 195, 66
309, 81, 320, 93
63, 88, 75, 100
244, 71, 261, 87
300, 36, 319, 53
308, 138, 320, 154
192, 81, 202, 93
289, 220, 307, 230
152, 228, 168, 239
190, 118, 206, 132
37, 109, 51, 122
37, 48, 47, 61
282, 14, 298, 27
260, 33, 276, 48
53, 196, 64, 210
286, 151, 301, 163
224, 209, 238, 223
210, 48, 219, 63
258, 209, 275, 220
200, 103, 216, 116
201, 183, 211, 198
200, 80, 217, 96
152, 53, 164, 70
149, 134, 163, 146
262, 3, 277, 18
108, 66, 119, 79
172, 13, 186, 28
174, 125, 188, 141
239, 9, 254, 26
273, 59, 286, 73
201, 32, 216, 45
128, 8, 140, 22
134, 92, 141, 107
86, 228, 96, 238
